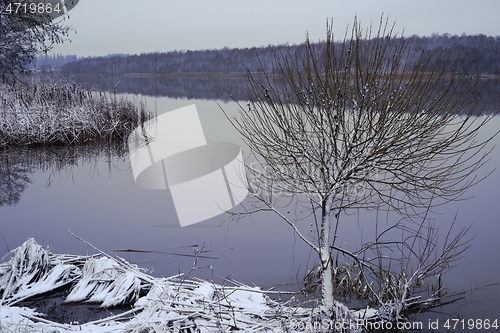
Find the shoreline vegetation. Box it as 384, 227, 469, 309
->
0, 237, 466, 333
0, 79, 152, 147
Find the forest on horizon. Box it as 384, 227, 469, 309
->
57, 34, 500, 76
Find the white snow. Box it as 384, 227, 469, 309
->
66, 257, 141, 307
0, 238, 419, 332
193, 281, 215, 300
352, 307, 378, 319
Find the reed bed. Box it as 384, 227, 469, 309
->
0, 80, 151, 147
0, 237, 463, 332
0, 238, 312, 333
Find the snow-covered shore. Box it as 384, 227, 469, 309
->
0, 238, 442, 333
0, 238, 317, 332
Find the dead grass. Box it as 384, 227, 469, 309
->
0, 80, 151, 147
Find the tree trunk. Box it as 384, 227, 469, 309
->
319, 198, 335, 317
319, 197, 354, 332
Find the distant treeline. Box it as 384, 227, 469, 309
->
33, 54, 79, 71
61, 34, 500, 76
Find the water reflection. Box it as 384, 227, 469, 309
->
61, 74, 500, 115
0, 144, 128, 207
0, 150, 34, 207
66, 74, 250, 102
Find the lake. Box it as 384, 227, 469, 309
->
1, 75, 499, 326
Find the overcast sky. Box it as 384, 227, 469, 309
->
52, 0, 500, 57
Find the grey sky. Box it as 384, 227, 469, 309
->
52, 0, 500, 57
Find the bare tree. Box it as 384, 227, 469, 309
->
0, 0, 75, 77
222, 17, 497, 325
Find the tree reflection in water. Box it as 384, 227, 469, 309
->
0, 144, 129, 207
0, 150, 33, 206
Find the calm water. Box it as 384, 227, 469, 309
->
1, 76, 499, 328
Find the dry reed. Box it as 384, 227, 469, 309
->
0, 80, 151, 147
